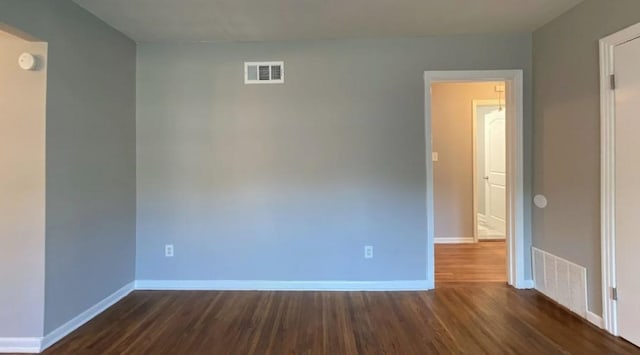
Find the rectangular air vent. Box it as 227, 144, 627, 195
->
532, 247, 587, 318
244, 61, 284, 84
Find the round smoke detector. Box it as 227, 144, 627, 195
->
533, 194, 548, 209
18, 52, 36, 71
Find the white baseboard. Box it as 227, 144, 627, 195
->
40, 282, 134, 352
434, 237, 474, 244
518, 279, 535, 289
0, 337, 41, 353
587, 310, 604, 329
478, 236, 506, 241
135, 280, 430, 291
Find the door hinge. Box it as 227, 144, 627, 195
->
612, 287, 618, 301
610, 74, 616, 90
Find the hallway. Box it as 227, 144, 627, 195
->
436, 241, 506, 285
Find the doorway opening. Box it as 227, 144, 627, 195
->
431, 82, 507, 286
424, 70, 526, 290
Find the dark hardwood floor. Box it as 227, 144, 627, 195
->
38, 286, 639, 354
436, 240, 507, 285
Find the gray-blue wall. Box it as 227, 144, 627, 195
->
533, 0, 640, 315
0, 0, 137, 333
136, 35, 533, 281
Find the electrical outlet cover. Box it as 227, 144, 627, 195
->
364, 246, 373, 259
165, 244, 174, 257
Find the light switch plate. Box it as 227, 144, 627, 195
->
432, 152, 439, 162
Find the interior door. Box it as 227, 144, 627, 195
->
615, 35, 640, 347
484, 109, 506, 234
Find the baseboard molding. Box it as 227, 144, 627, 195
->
40, 281, 134, 352
519, 279, 535, 289
587, 310, 604, 329
0, 337, 41, 353
434, 237, 474, 244
478, 236, 506, 241
135, 280, 430, 291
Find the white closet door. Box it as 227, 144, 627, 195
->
484, 109, 506, 234
615, 35, 640, 348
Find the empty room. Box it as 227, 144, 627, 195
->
1, 0, 640, 354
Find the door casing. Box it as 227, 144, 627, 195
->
424, 70, 526, 289
599, 21, 640, 336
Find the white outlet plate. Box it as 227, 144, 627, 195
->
364, 245, 373, 259
165, 244, 174, 257
432, 152, 438, 162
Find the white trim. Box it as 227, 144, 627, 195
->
521, 279, 535, 289
0, 337, 41, 353
434, 237, 475, 244
135, 280, 429, 291
40, 282, 134, 351
425, 70, 526, 289
478, 236, 506, 242
588, 311, 605, 329
599, 22, 640, 336
472, 99, 501, 243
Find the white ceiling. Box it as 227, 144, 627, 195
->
72, 0, 583, 42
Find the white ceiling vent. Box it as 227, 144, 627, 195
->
244, 61, 284, 84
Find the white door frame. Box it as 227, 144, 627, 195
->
424, 70, 525, 289
472, 99, 502, 242
599, 22, 640, 336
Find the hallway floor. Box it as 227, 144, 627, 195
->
436, 240, 506, 285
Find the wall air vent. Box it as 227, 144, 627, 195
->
244, 61, 284, 84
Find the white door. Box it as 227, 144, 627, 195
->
615, 35, 640, 347
484, 109, 506, 234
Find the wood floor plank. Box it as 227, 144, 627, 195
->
31, 242, 639, 354
436, 240, 507, 284
35, 286, 639, 355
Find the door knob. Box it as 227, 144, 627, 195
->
483, 176, 489, 180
